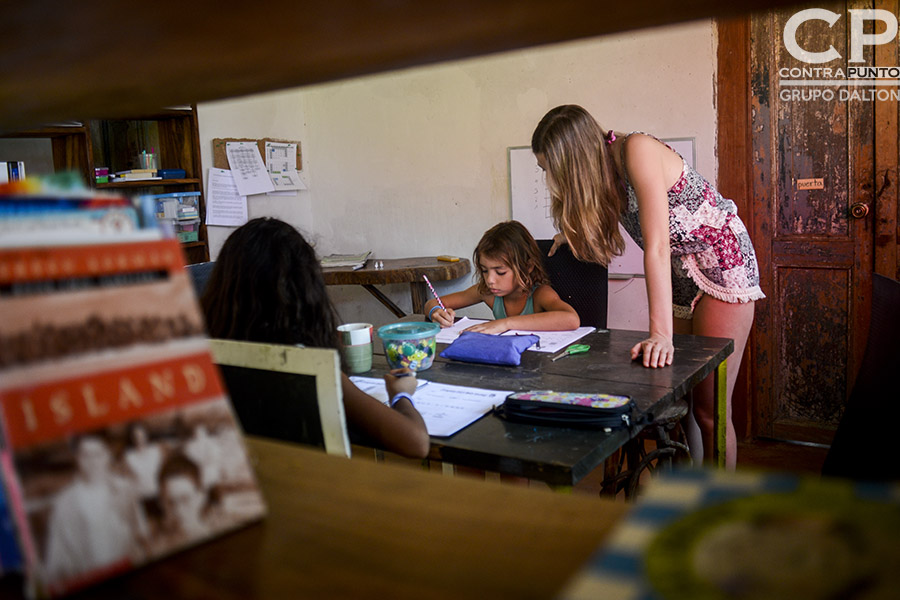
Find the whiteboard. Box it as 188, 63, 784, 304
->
508, 139, 695, 276
508, 146, 556, 240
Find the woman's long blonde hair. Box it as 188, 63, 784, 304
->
531, 105, 625, 265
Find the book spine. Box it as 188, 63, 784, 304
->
0, 452, 34, 578
1, 352, 224, 449
0, 207, 139, 234
0, 467, 24, 573
0, 238, 183, 282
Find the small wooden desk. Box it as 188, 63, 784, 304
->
371, 329, 733, 484
2, 437, 626, 600
322, 256, 471, 317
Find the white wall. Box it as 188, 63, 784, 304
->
197, 20, 718, 330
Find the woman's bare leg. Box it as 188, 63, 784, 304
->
676, 297, 754, 470
673, 317, 703, 464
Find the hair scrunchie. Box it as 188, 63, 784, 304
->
605, 130, 616, 145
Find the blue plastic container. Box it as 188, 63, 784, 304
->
377, 322, 440, 371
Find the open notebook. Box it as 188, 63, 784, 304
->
434, 317, 595, 354
349, 376, 510, 437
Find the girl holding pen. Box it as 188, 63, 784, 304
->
424, 220, 579, 334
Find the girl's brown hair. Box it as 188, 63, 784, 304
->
473, 220, 548, 296
531, 104, 625, 265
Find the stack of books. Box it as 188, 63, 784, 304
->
0, 177, 266, 597
112, 169, 161, 182
110, 169, 187, 183
320, 251, 371, 271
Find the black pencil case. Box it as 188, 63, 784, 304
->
496, 390, 637, 430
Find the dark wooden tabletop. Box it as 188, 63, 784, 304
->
322, 256, 471, 285
0, 437, 627, 600
370, 329, 733, 485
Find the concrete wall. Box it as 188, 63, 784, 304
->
197, 20, 718, 330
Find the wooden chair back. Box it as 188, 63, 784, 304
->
822, 274, 900, 480
536, 239, 608, 329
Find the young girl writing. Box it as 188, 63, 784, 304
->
531, 105, 765, 468
425, 220, 579, 334
201, 218, 430, 459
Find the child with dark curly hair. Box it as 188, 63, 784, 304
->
202, 218, 429, 458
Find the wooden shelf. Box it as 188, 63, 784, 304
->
1, 107, 209, 265
97, 178, 202, 189
2, 0, 800, 132
87, 109, 208, 263
1, 126, 86, 138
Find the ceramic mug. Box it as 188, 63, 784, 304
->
337, 322, 374, 374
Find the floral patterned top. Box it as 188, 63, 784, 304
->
618, 132, 765, 311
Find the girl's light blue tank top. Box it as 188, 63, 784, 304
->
492, 291, 535, 320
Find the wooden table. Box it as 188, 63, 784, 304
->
371, 329, 733, 484
1, 437, 627, 600
322, 256, 471, 318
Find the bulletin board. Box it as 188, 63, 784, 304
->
212, 137, 302, 170
508, 138, 695, 276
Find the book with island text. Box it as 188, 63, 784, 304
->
0, 238, 267, 598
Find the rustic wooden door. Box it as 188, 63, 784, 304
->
749, 2, 876, 444
875, 0, 900, 282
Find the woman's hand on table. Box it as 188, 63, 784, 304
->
630, 334, 674, 368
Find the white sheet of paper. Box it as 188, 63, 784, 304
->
226, 142, 275, 196
350, 376, 509, 437
434, 317, 487, 344
269, 170, 306, 192
348, 376, 429, 403
265, 141, 306, 193
205, 168, 248, 227
434, 317, 596, 354
507, 326, 596, 353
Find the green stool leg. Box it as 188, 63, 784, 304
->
713, 359, 728, 468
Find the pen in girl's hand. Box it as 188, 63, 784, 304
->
390, 368, 415, 378
422, 275, 445, 310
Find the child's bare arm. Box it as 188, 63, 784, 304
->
340, 372, 429, 458
424, 284, 484, 327
465, 285, 580, 333
509, 285, 580, 331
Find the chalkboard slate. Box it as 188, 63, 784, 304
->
219, 364, 323, 449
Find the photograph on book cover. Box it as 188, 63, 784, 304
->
8, 392, 263, 592
0, 240, 266, 597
